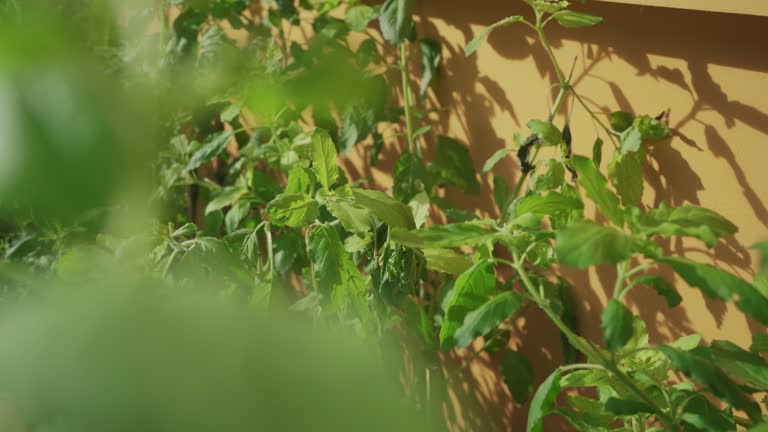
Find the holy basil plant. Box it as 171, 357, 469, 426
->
383, 0, 768, 430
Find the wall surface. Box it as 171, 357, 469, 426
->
347, 2, 768, 430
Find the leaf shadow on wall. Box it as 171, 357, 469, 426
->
413, 1, 768, 431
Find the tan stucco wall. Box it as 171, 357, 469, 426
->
345, 2, 768, 430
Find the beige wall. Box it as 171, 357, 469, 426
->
347, 2, 768, 430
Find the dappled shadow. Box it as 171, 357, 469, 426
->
405, 0, 768, 430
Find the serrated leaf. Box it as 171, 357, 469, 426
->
439, 260, 495, 351
619, 126, 643, 153
454, 291, 523, 348
465, 15, 523, 56
527, 369, 562, 432
285, 166, 315, 194
408, 192, 430, 229
571, 156, 624, 226
633, 203, 737, 248
635, 115, 671, 140
308, 225, 369, 317
608, 150, 644, 207
633, 275, 682, 307
205, 186, 247, 214
267, 193, 319, 228
528, 119, 562, 146
502, 350, 535, 404
553, 10, 603, 28
186, 130, 234, 171
325, 198, 372, 234
391, 223, 496, 249
482, 148, 512, 174
351, 188, 415, 229
601, 299, 634, 352
310, 129, 339, 190
658, 345, 762, 421
513, 192, 584, 218
659, 256, 768, 326
393, 151, 427, 202
419, 39, 441, 98
378, 0, 414, 45
709, 340, 768, 389
345, 4, 377, 32
556, 221, 635, 268
422, 248, 471, 274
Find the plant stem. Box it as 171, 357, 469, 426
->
510, 255, 678, 428
613, 260, 629, 298
399, 42, 418, 156
265, 221, 274, 276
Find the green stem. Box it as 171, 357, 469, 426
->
511, 255, 678, 428
265, 222, 274, 276
399, 42, 418, 156
571, 89, 620, 147
613, 260, 629, 298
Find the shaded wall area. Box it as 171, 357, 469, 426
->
347, 2, 768, 430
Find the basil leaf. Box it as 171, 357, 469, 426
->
439, 260, 496, 351
454, 291, 523, 349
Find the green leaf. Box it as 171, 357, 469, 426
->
345, 4, 377, 32
601, 299, 634, 352
556, 221, 635, 268
310, 129, 339, 190
429, 136, 480, 194
308, 224, 369, 317
422, 248, 471, 274
709, 340, 768, 389
633, 203, 737, 248
186, 130, 234, 171
659, 257, 768, 325
633, 275, 682, 307
527, 369, 562, 432
610, 111, 634, 133
592, 137, 604, 168
679, 394, 736, 431
419, 39, 441, 98
493, 176, 510, 215
635, 115, 671, 140
753, 241, 768, 274
608, 150, 644, 207
571, 155, 624, 226
513, 192, 584, 218
482, 148, 512, 174
351, 188, 415, 229
285, 166, 315, 194
528, 119, 562, 146
408, 191, 430, 229
658, 345, 762, 421
604, 398, 654, 416
267, 193, 319, 228
205, 186, 247, 214
465, 15, 523, 56
439, 260, 496, 351
454, 291, 523, 349
502, 350, 535, 404
391, 223, 496, 249
325, 198, 373, 234
619, 126, 643, 153
751, 333, 768, 354
553, 10, 603, 28
225, 200, 250, 233
378, 0, 414, 45
530, 159, 566, 193
393, 151, 428, 202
